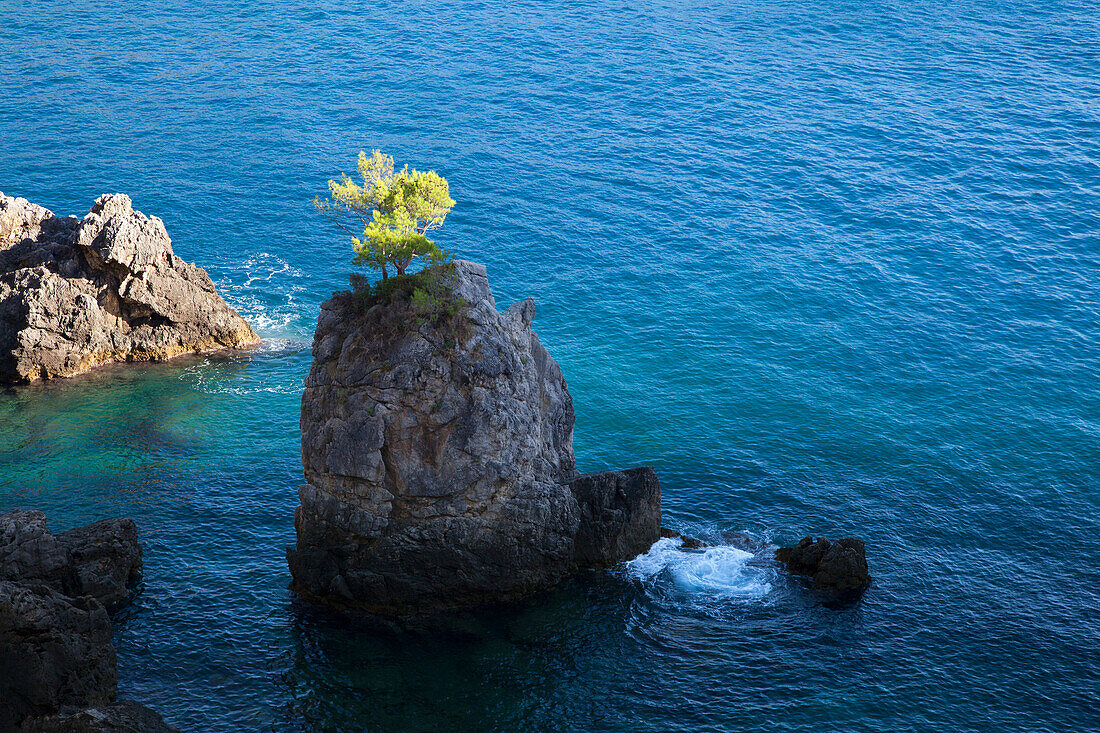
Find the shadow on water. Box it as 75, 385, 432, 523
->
268, 536, 869, 733
273, 573, 662, 732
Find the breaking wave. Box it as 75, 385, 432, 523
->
626, 537, 772, 601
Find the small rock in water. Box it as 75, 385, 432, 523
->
659, 527, 707, 550
775, 536, 872, 596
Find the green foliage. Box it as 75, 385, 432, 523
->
348, 263, 469, 348
315, 150, 455, 279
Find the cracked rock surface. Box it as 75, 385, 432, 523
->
288, 261, 660, 615
0, 192, 258, 383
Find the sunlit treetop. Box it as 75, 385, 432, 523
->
315, 150, 455, 279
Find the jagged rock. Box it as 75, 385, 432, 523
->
775, 536, 872, 594
289, 261, 660, 614
0, 192, 258, 382
0, 582, 117, 731
572, 468, 661, 568
20, 700, 179, 733
0, 510, 71, 587
0, 513, 171, 732
55, 519, 142, 610
0, 511, 141, 610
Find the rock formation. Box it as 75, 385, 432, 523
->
0, 510, 176, 732
288, 261, 661, 615
571, 468, 662, 568
0, 581, 118, 731
775, 536, 872, 595
0, 192, 258, 383
0, 511, 142, 610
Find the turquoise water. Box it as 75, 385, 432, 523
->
2, 0, 1099, 730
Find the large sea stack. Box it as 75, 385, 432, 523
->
0, 192, 259, 383
288, 261, 661, 615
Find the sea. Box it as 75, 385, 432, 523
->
1, 1, 1098, 730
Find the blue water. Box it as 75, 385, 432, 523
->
2, 0, 1099, 730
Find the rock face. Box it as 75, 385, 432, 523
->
0, 581, 117, 730
19, 700, 178, 733
775, 536, 872, 595
0, 511, 175, 733
0, 192, 258, 383
289, 261, 661, 614
571, 468, 661, 569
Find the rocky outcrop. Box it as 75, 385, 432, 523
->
0, 192, 258, 383
0, 581, 117, 731
775, 536, 872, 595
0, 511, 175, 733
0, 511, 141, 610
571, 468, 661, 569
658, 528, 707, 550
288, 261, 661, 615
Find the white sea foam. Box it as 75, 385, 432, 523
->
626, 537, 771, 600
211, 253, 310, 341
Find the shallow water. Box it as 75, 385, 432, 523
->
2, 0, 1099, 730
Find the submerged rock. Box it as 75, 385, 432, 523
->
0, 192, 258, 383
289, 261, 661, 614
20, 700, 178, 733
659, 527, 707, 550
0, 511, 173, 732
775, 536, 872, 595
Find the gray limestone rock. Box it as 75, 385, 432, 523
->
0, 192, 258, 383
0, 513, 171, 732
570, 467, 662, 569
288, 261, 661, 615
55, 519, 142, 611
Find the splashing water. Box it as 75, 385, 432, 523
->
627, 537, 772, 601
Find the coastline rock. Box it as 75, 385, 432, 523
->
0, 192, 258, 383
0, 581, 117, 731
0, 511, 142, 610
0, 512, 172, 732
55, 519, 143, 611
288, 261, 660, 614
659, 527, 706, 550
20, 700, 179, 733
775, 536, 871, 594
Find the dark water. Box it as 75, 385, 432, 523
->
2, 0, 1099, 730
